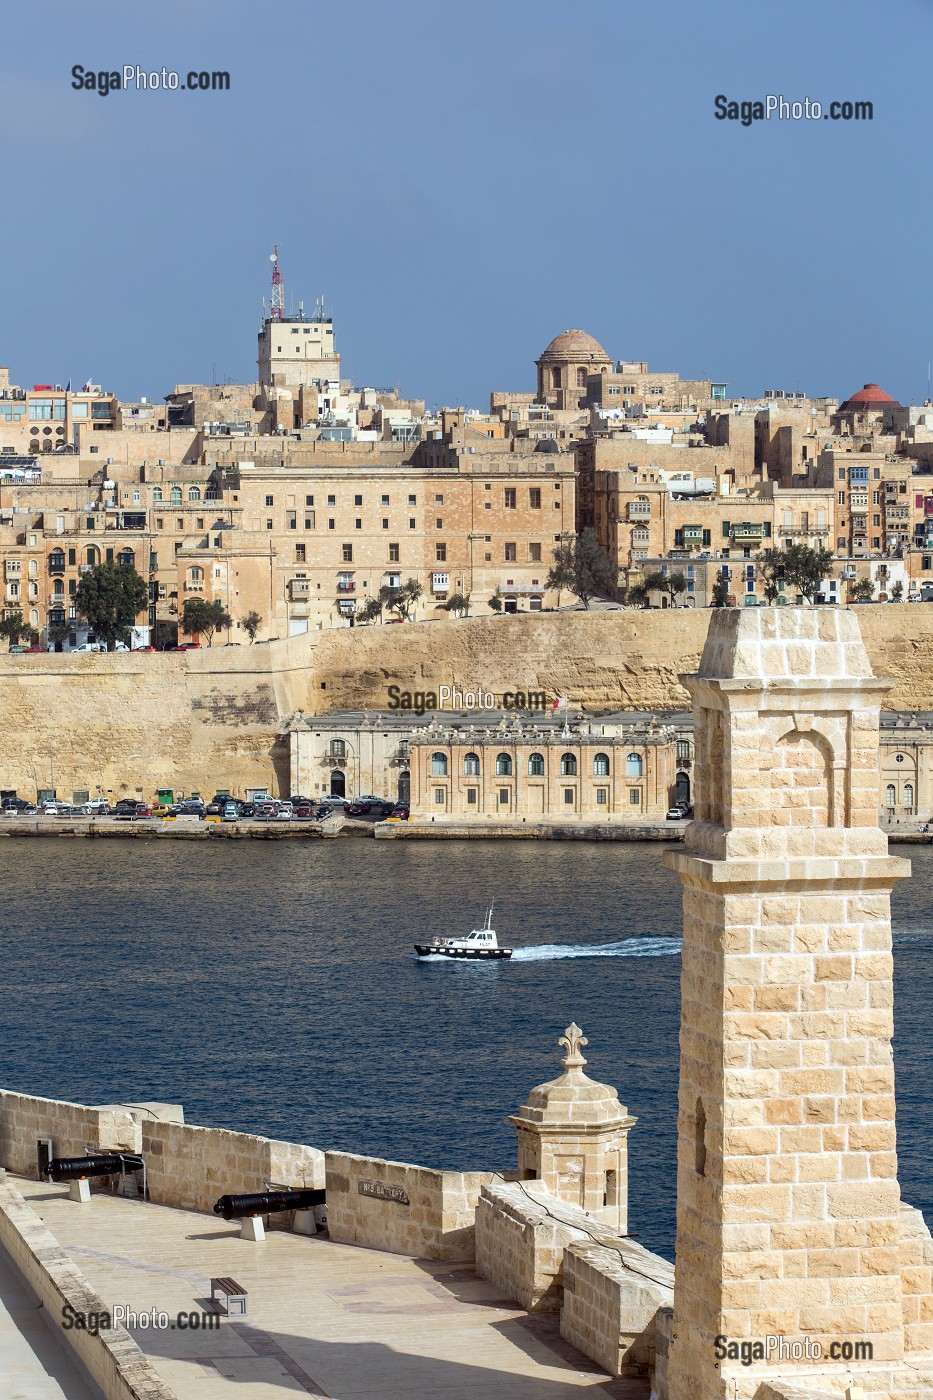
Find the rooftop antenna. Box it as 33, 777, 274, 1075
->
269, 246, 285, 322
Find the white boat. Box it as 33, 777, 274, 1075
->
414, 905, 512, 960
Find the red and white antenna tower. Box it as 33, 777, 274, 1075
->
269, 245, 285, 321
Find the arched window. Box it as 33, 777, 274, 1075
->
560, 752, 577, 776
28, 559, 37, 577
577, 367, 586, 388
593, 753, 610, 776
329, 739, 346, 758
528, 752, 544, 776
152, 487, 163, 502
463, 752, 480, 776
170, 486, 183, 504
626, 753, 643, 778
188, 486, 201, 501
118, 548, 135, 567
29, 609, 38, 627
495, 752, 512, 776
85, 546, 98, 566
886, 784, 896, 808
431, 751, 448, 776
52, 579, 65, 596
904, 782, 915, 809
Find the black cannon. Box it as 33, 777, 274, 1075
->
48, 1153, 143, 1182
213, 1188, 325, 1221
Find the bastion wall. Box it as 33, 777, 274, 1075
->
1, 606, 932, 797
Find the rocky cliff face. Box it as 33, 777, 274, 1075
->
0, 607, 928, 798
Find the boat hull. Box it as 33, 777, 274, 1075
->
414, 945, 512, 960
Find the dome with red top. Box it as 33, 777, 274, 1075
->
839, 383, 902, 412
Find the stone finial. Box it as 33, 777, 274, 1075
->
558, 1022, 588, 1071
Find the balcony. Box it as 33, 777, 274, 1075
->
336, 580, 356, 592
729, 522, 765, 543
626, 501, 651, 521
4, 562, 21, 578
48, 558, 66, 576
184, 581, 204, 593
779, 525, 830, 537
289, 580, 310, 600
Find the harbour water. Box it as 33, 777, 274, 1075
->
1, 839, 930, 1260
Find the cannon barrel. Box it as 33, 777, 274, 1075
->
213, 1188, 325, 1221
48, 1153, 143, 1183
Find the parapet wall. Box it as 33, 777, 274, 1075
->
325, 1151, 496, 1260
2, 607, 933, 796
0, 1090, 323, 1226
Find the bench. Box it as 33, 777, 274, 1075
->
210, 1276, 248, 1317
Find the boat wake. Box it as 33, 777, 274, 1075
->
511, 936, 682, 962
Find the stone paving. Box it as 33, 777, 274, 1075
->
12, 1178, 649, 1400
0, 1238, 97, 1400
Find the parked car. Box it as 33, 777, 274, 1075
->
2, 797, 34, 812
42, 803, 72, 816
318, 794, 349, 807
81, 800, 110, 816
222, 802, 239, 822
205, 802, 223, 816
666, 807, 686, 820
6, 802, 37, 815
389, 805, 410, 821
295, 804, 316, 818
345, 801, 372, 816
313, 805, 332, 819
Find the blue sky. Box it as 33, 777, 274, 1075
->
2, 0, 928, 408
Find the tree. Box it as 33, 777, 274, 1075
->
74, 561, 149, 651
643, 569, 688, 608
757, 547, 788, 604
441, 592, 471, 617
545, 542, 575, 610
851, 577, 875, 602
390, 578, 423, 621
627, 583, 650, 609
782, 543, 835, 603
355, 596, 383, 625
0, 610, 29, 649
182, 597, 233, 646
487, 590, 503, 613
891, 580, 905, 602
242, 610, 262, 642
711, 576, 730, 608
47, 622, 70, 652
546, 529, 616, 610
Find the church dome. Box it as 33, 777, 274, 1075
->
539, 329, 610, 362
839, 383, 901, 412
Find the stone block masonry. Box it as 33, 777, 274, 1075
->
325, 1151, 495, 1260
662, 607, 933, 1400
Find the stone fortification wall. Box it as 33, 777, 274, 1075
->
0, 1176, 177, 1400
139, 1118, 323, 1220
561, 1237, 674, 1378
475, 1181, 591, 1313
0, 1090, 323, 1226
0, 1090, 141, 1171
324, 1151, 495, 1260
3, 607, 933, 796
